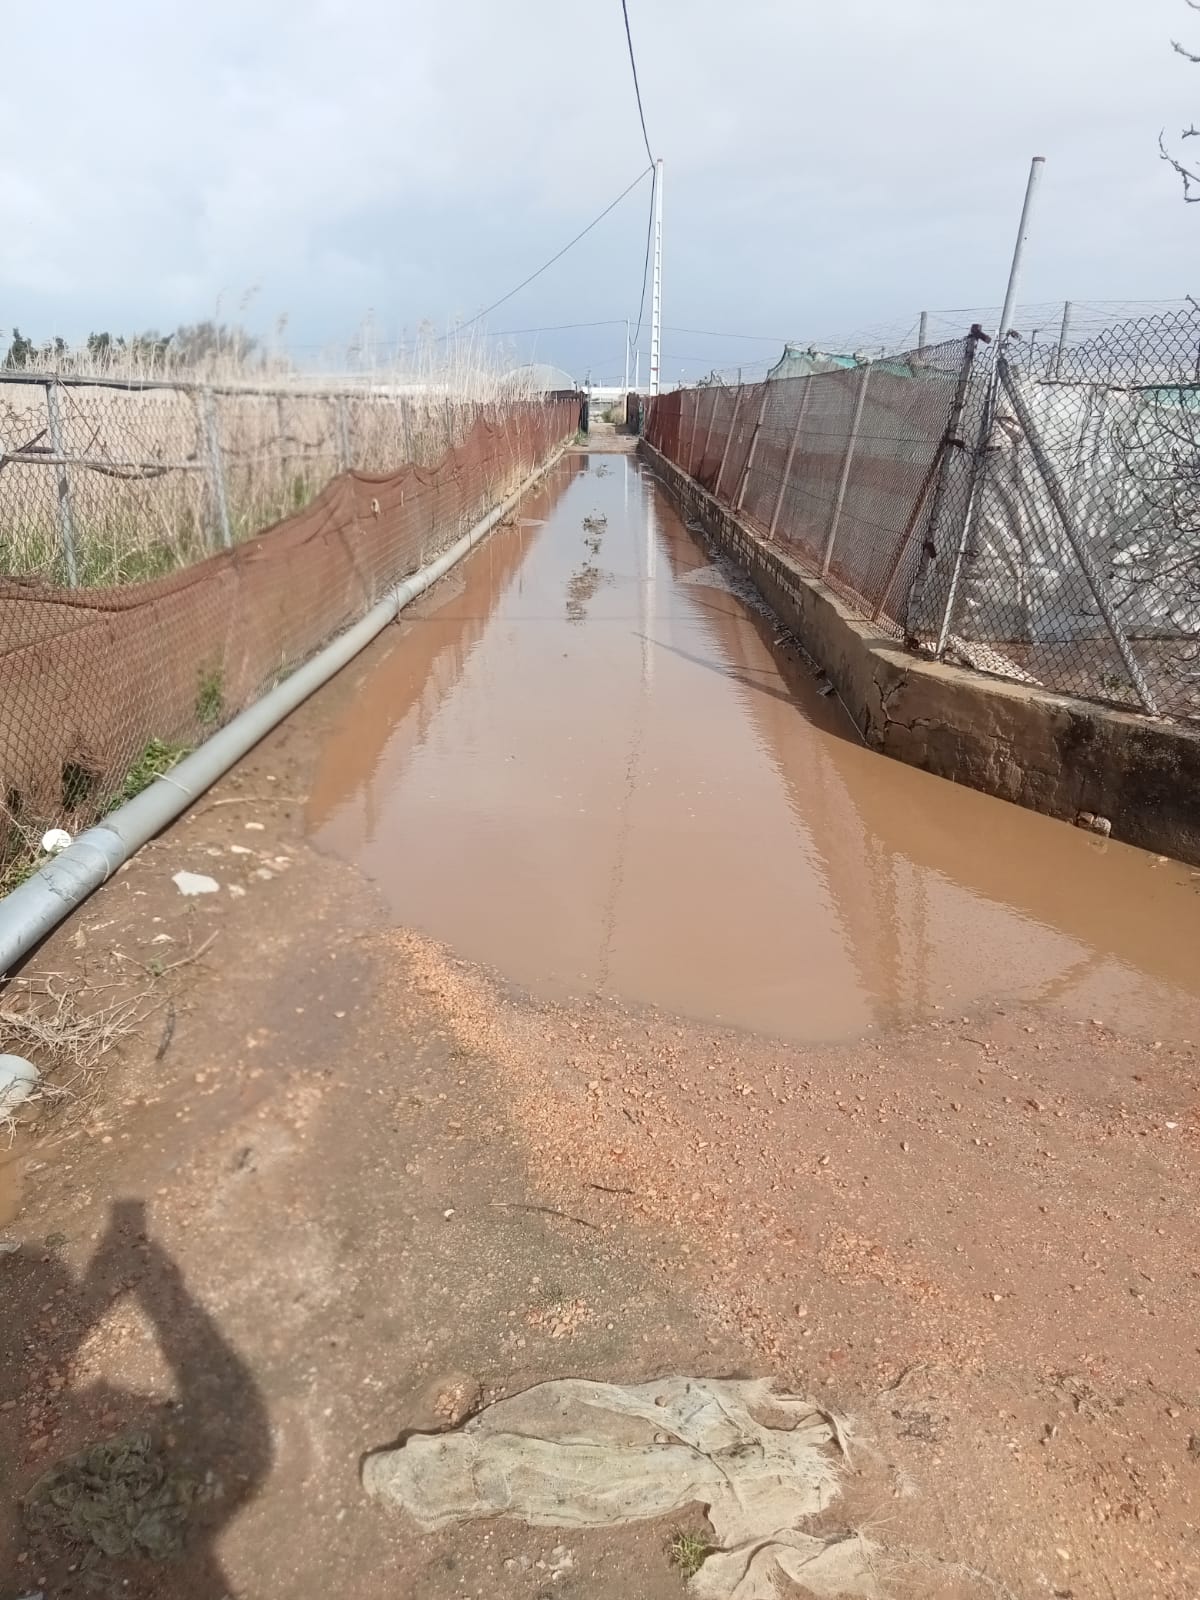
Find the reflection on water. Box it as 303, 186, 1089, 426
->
307, 454, 1200, 1043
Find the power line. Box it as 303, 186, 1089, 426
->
486, 319, 626, 336
663, 325, 793, 343
448, 167, 652, 337
620, 0, 655, 165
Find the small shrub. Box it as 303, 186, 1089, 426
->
668, 1530, 712, 1580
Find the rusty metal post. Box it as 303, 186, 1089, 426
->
735, 384, 770, 511
713, 386, 744, 501
43, 380, 79, 586
821, 364, 871, 575
768, 381, 812, 540
877, 336, 978, 625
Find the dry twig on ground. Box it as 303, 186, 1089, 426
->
0, 973, 155, 1122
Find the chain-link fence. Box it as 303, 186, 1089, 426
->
647, 339, 966, 633
0, 389, 576, 883
646, 303, 1200, 724
0, 375, 529, 587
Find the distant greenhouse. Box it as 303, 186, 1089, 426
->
500, 362, 577, 394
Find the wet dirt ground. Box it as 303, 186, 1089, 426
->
2, 449, 1199, 1599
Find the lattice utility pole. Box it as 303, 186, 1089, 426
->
649, 159, 663, 396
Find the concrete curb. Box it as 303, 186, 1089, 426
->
641, 440, 1200, 867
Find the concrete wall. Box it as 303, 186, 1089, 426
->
641, 439, 1200, 867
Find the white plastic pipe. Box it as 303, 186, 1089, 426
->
0, 448, 566, 975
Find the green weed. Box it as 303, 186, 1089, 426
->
115, 738, 190, 805
668, 1530, 712, 1580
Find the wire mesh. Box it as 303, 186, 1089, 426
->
646, 303, 1200, 724
910, 306, 1200, 719
0, 389, 576, 881
0, 380, 506, 588
648, 339, 965, 634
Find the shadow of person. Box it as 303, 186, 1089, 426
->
0, 1198, 271, 1599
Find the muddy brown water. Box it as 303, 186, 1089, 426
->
307, 453, 1200, 1043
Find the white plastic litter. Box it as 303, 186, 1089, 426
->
0, 1055, 41, 1119
172, 871, 220, 897
363, 1377, 879, 1599
40, 828, 72, 855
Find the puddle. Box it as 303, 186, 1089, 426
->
307, 454, 1200, 1043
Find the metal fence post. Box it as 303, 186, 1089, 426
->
335, 396, 352, 472
201, 388, 233, 549
768, 381, 812, 540
697, 387, 720, 481
933, 386, 993, 659
400, 398, 413, 463
998, 357, 1158, 714
1054, 300, 1073, 378
735, 385, 770, 511
889, 335, 979, 628
43, 380, 79, 587
684, 390, 701, 473
713, 386, 744, 501
275, 393, 288, 502
935, 157, 1045, 656
821, 364, 871, 575
918, 311, 929, 353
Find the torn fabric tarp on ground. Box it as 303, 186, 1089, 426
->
362, 1376, 880, 1598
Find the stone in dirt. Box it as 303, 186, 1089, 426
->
172, 871, 220, 896
362, 1376, 880, 1599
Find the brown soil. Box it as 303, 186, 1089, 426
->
2, 474, 1199, 1599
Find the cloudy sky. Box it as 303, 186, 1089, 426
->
2, 0, 1196, 382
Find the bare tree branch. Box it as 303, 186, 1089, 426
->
1160, 130, 1200, 201
1165, 3, 1200, 196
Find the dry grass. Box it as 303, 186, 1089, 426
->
0, 331, 551, 587
0, 973, 154, 1128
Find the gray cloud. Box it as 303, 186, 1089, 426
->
2, 0, 1195, 381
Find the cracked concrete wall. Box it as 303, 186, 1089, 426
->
641, 440, 1200, 867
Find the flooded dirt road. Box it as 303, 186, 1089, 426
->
309, 452, 1200, 1043
5, 447, 1200, 1600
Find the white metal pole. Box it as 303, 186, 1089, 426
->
935, 156, 1045, 658
996, 156, 1045, 344
624, 319, 630, 393
649, 158, 663, 397
1054, 300, 1073, 378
